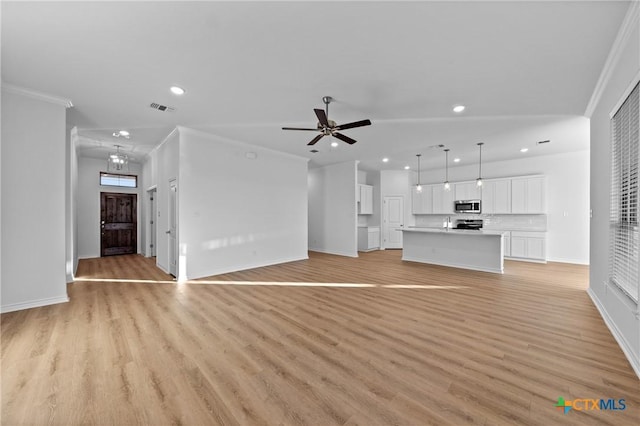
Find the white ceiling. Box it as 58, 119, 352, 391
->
1, 1, 630, 172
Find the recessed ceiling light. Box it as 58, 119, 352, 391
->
520, 148, 529, 153
170, 86, 185, 95
382, 157, 389, 163
112, 130, 130, 139
453, 158, 461, 163
330, 141, 339, 148
453, 105, 466, 113
404, 165, 410, 170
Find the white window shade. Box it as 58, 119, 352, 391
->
609, 81, 639, 302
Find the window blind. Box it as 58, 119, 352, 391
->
610, 81, 639, 302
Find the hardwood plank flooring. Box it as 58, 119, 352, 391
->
2, 251, 639, 425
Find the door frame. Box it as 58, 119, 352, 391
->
168, 179, 178, 277
100, 191, 138, 257
383, 195, 404, 249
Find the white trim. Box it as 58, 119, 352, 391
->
402, 256, 504, 274
1, 82, 73, 108
609, 69, 640, 119
587, 288, 640, 379
546, 256, 589, 266
505, 257, 547, 264
308, 248, 359, 258
585, 0, 640, 118
1, 295, 70, 314
146, 127, 179, 159
177, 126, 310, 164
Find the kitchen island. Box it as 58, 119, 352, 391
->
401, 228, 505, 274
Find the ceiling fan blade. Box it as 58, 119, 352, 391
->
307, 134, 325, 146
282, 127, 319, 131
335, 119, 372, 131
333, 132, 357, 145
314, 108, 329, 127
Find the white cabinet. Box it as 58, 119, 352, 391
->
454, 181, 482, 201
432, 184, 454, 214
358, 226, 380, 251
509, 231, 546, 261
482, 179, 511, 214
358, 184, 373, 215
511, 176, 546, 214
411, 185, 433, 214
412, 184, 453, 214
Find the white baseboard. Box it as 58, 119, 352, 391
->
587, 288, 640, 379
308, 248, 358, 258
1, 295, 70, 314
186, 254, 309, 280
547, 256, 589, 265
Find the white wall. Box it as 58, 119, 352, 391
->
309, 161, 358, 257
178, 127, 308, 278
416, 149, 590, 264
588, 3, 639, 377
76, 157, 142, 259
1, 89, 69, 312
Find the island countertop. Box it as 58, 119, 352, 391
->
400, 227, 504, 274
400, 227, 506, 236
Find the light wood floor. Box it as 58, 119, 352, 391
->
2, 251, 639, 425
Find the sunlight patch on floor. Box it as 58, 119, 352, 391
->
74, 277, 468, 290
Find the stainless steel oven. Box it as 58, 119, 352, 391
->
454, 199, 481, 214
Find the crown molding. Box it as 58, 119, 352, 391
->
1, 82, 73, 108
584, 1, 639, 118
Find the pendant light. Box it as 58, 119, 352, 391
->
476, 142, 484, 187
108, 145, 129, 172
415, 154, 422, 193
443, 148, 451, 191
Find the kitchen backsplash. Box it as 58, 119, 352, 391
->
415, 214, 547, 231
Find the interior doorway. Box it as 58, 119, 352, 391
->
168, 179, 178, 277
383, 196, 404, 249
100, 192, 137, 256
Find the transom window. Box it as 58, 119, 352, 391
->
100, 172, 137, 188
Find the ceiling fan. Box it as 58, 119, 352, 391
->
282, 96, 372, 145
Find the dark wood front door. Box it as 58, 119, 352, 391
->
101, 192, 137, 256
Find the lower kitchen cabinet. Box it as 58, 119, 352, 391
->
508, 231, 546, 262
358, 226, 380, 252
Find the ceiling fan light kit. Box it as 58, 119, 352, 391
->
282, 96, 371, 146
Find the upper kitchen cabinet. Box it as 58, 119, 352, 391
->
511, 176, 546, 214
358, 184, 373, 215
454, 181, 482, 201
482, 179, 511, 214
412, 185, 433, 214
432, 184, 454, 214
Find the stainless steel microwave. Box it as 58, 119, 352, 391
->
454, 200, 481, 214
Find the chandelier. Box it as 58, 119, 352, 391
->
108, 145, 129, 171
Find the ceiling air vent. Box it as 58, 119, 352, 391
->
537, 139, 551, 145
149, 102, 175, 112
